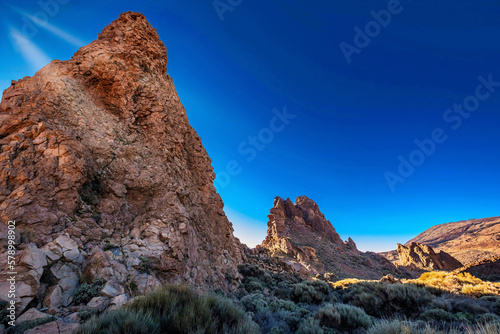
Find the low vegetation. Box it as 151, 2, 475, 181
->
76, 266, 500, 334
76, 285, 259, 334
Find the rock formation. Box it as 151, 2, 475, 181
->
0, 11, 244, 318
381, 216, 500, 265
258, 196, 403, 280
396, 242, 462, 271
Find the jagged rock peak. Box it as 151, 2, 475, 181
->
397, 242, 462, 271
0, 11, 244, 317
259, 196, 401, 279
76, 11, 167, 74
271, 196, 342, 244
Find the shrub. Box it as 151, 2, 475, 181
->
477, 313, 500, 323
291, 282, 327, 304
74, 277, 106, 305
253, 308, 301, 334
11, 317, 56, 334
78, 308, 100, 321
296, 317, 324, 334
367, 319, 448, 334
125, 285, 259, 334
75, 309, 159, 334
241, 293, 269, 313
317, 303, 373, 331
274, 281, 293, 300
342, 281, 433, 317
419, 308, 457, 322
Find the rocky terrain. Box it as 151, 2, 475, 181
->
453, 256, 500, 282
0, 11, 244, 324
1, 10, 499, 334
396, 242, 462, 271
258, 196, 404, 280
381, 216, 500, 265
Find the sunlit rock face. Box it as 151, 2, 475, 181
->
259, 196, 402, 280
397, 242, 462, 271
0, 12, 244, 314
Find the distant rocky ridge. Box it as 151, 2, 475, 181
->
258, 196, 404, 280
0, 11, 244, 319
381, 216, 500, 265
453, 256, 500, 282
396, 242, 462, 271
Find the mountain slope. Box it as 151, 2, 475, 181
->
381, 216, 500, 265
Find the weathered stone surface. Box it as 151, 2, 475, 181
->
16, 308, 51, 324
133, 274, 161, 294
87, 296, 110, 312
101, 280, 125, 298
24, 318, 79, 334
0, 11, 244, 315
397, 242, 463, 271
259, 196, 404, 279
108, 293, 129, 310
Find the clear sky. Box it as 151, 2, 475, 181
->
1, 1, 499, 252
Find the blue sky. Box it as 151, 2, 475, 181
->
1, 1, 499, 251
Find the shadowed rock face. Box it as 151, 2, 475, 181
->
259, 196, 402, 280
0, 11, 243, 314
397, 242, 462, 271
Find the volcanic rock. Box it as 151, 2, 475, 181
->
397, 242, 463, 271
0, 11, 243, 315
259, 196, 403, 279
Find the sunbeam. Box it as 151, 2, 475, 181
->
8, 5, 85, 48
9, 28, 52, 71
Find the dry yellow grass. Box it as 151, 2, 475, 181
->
408, 271, 500, 296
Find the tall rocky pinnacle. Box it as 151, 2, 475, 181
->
0, 12, 243, 314
397, 242, 463, 271
259, 196, 401, 279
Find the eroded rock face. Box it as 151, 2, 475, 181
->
397, 242, 463, 271
0, 11, 243, 315
259, 196, 403, 280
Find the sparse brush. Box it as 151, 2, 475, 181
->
317, 303, 373, 331
77, 285, 259, 334
296, 317, 324, 334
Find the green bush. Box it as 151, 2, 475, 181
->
78, 308, 100, 321
296, 317, 324, 334
125, 285, 259, 334
75, 309, 159, 334
342, 282, 433, 317
291, 281, 327, 304
477, 312, 500, 323
241, 293, 269, 313
74, 277, 106, 305
317, 303, 373, 331
367, 319, 446, 334
419, 308, 457, 322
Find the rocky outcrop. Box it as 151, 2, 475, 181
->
258, 196, 404, 280
406, 216, 500, 265
0, 11, 244, 320
397, 242, 463, 271
381, 216, 500, 266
